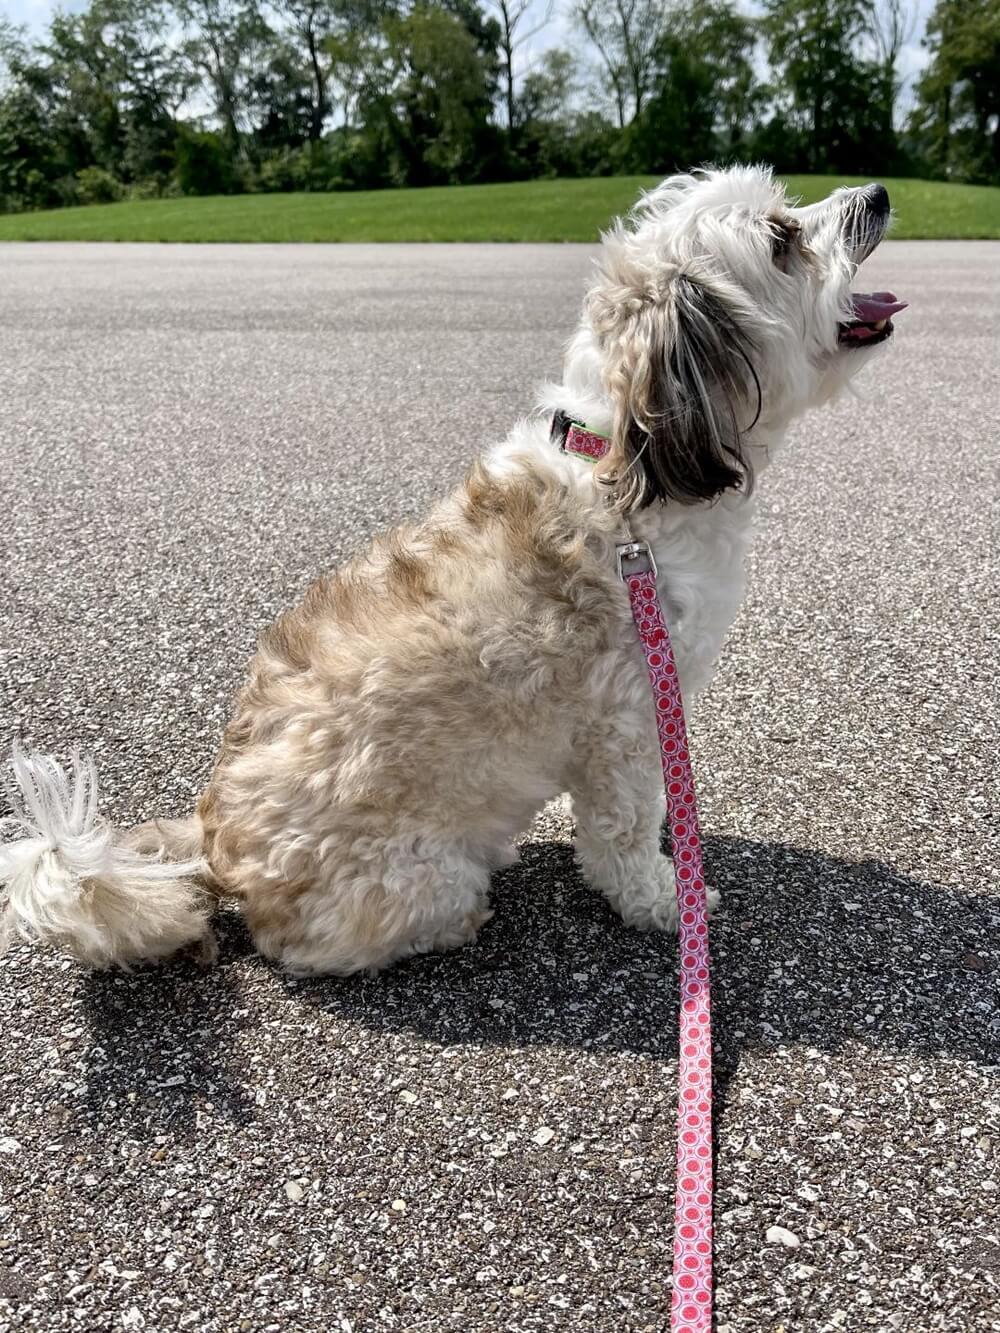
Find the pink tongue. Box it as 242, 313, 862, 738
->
851, 291, 908, 322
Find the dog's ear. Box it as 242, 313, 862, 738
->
586, 251, 760, 509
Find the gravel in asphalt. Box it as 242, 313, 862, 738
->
0, 240, 998, 1332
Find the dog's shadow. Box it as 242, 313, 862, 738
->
292, 835, 1000, 1071
79, 912, 258, 1138
79, 835, 999, 1136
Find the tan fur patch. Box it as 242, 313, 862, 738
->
196, 453, 623, 972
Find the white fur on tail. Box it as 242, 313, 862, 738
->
0, 748, 210, 968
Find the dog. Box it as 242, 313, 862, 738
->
0, 166, 904, 976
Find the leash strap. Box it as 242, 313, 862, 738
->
621, 550, 714, 1333
553, 411, 714, 1326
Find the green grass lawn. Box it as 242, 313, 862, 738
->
0, 174, 997, 242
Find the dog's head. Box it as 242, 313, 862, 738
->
582, 165, 905, 509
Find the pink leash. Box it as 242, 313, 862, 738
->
621, 547, 714, 1333
555, 417, 713, 1331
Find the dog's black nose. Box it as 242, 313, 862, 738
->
863, 183, 890, 215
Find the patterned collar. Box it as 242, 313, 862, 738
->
550, 409, 611, 463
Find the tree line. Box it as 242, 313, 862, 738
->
0, 0, 996, 214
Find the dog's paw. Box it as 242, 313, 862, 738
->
617, 859, 720, 934
617, 858, 679, 933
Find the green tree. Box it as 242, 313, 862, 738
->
318, 0, 401, 135
910, 0, 1000, 182
0, 24, 66, 209
868, 0, 914, 137
0, 17, 27, 92
485, 0, 554, 137
440, 0, 502, 84
363, 2, 498, 185
274, 0, 336, 141
98, 0, 191, 183
0, 0, 187, 205
626, 39, 717, 172
177, 0, 271, 150
764, 0, 897, 173
682, 0, 760, 155
518, 46, 573, 126
517, 48, 621, 176
574, 0, 664, 128
251, 33, 314, 148
37, 7, 127, 179
622, 0, 760, 172
175, 124, 237, 191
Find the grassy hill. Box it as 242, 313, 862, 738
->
0, 174, 997, 242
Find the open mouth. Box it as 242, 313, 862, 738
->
838, 291, 907, 348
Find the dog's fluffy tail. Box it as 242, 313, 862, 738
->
0, 747, 214, 969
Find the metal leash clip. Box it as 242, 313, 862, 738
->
615, 538, 656, 581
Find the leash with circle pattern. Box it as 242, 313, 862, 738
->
558, 415, 715, 1328
624, 564, 714, 1333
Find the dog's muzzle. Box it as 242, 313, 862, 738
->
845, 182, 891, 266
837, 184, 907, 348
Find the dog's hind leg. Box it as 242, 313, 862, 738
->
244, 832, 494, 977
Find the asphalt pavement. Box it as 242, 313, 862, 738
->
0, 240, 998, 1332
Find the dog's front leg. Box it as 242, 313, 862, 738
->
569, 722, 718, 933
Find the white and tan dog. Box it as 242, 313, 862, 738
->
0, 166, 904, 976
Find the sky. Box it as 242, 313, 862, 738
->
6, 0, 67, 30
5, 0, 935, 112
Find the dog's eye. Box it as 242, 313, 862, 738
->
770, 221, 799, 265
